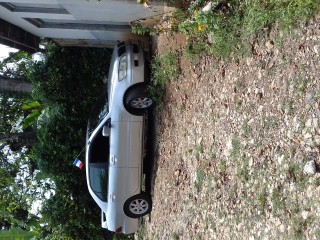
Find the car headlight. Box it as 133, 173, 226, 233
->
118, 55, 127, 81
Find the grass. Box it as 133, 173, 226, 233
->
135, 223, 146, 240
178, 103, 185, 114
242, 120, 250, 137
291, 216, 306, 240
258, 191, 268, 213
150, 52, 179, 85
172, 233, 180, 240
282, 99, 294, 115
218, 160, 227, 172
231, 137, 241, 160
113, 234, 134, 240
236, 156, 250, 182
148, 52, 179, 107
287, 164, 307, 188
263, 116, 279, 129
271, 186, 286, 212
195, 168, 205, 191
172, 0, 320, 58
195, 144, 204, 159
183, 38, 210, 61
293, 76, 310, 94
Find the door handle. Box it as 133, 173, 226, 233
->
110, 193, 116, 202
110, 155, 117, 165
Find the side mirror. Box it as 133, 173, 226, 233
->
102, 122, 110, 137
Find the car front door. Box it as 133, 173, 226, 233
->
108, 120, 140, 203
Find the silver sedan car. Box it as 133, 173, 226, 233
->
86, 40, 153, 234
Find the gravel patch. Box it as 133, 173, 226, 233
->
139, 17, 320, 240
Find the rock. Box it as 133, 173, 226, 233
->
277, 155, 285, 164
224, 138, 232, 157
305, 118, 313, 128
314, 45, 319, 54
287, 130, 294, 139
314, 136, 320, 145
266, 40, 274, 49
306, 92, 315, 103
313, 118, 319, 128
301, 210, 309, 220
303, 132, 312, 140
202, 2, 213, 12
274, 219, 282, 227
303, 160, 316, 175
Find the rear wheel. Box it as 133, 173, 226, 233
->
123, 193, 152, 218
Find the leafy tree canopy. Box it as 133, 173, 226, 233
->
0, 51, 32, 80
27, 42, 112, 239
0, 41, 113, 239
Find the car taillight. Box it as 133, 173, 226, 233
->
115, 227, 122, 233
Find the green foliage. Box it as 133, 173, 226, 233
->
28, 42, 109, 109
163, 0, 192, 9
175, 0, 320, 58
148, 52, 179, 107
0, 228, 38, 240
151, 52, 178, 85
184, 38, 208, 60
113, 233, 134, 240
0, 166, 39, 232
131, 24, 153, 35
195, 168, 205, 191
231, 137, 241, 160
21, 101, 42, 111
39, 193, 106, 240
0, 51, 32, 79
24, 41, 112, 239
21, 101, 43, 129
0, 93, 39, 231
0, 94, 26, 133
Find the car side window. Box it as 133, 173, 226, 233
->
89, 128, 110, 164
89, 163, 108, 202
88, 128, 110, 201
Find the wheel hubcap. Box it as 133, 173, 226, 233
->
129, 199, 149, 215
130, 97, 152, 109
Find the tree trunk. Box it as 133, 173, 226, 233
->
0, 132, 37, 150
0, 77, 32, 93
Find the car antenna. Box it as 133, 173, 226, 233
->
76, 146, 86, 159
73, 146, 86, 169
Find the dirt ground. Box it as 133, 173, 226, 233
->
139, 16, 320, 240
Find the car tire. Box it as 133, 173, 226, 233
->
125, 86, 154, 116
123, 193, 152, 218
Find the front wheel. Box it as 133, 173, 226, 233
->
125, 86, 154, 116
123, 193, 152, 218
130, 96, 153, 109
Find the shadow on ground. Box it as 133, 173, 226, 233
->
144, 107, 158, 196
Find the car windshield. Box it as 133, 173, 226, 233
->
88, 92, 109, 136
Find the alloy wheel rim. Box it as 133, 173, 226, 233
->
131, 97, 152, 109
129, 199, 149, 214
